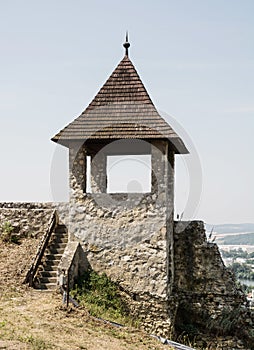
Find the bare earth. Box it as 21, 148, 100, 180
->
0, 239, 169, 350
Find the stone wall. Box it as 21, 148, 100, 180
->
0, 197, 174, 336
2, 201, 253, 346
63, 192, 172, 336
65, 140, 176, 335
0, 203, 55, 238
173, 221, 245, 302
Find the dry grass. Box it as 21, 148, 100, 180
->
0, 238, 169, 350
0, 288, 170, 350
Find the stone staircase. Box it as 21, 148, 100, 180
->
35, 224, 68, 290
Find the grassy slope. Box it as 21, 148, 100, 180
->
0, 237, 168, 350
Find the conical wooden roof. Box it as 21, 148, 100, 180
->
52, 54, 188, 154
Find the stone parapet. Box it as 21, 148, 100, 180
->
0, 204, 56, 237
0, 202, 55, 209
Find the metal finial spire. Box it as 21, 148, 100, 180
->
123, 31, 130, 56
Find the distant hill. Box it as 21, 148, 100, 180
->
205, 223, 254, 246
216, 233, 254, 245
205, 223, 254, 234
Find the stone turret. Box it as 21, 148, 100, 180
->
51, 37, 188, 334
51, 39, 253, 348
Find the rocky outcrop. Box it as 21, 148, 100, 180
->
173, 221, 253, 349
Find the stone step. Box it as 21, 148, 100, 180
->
46, 247, 65, 255
43, 264, 58, 271
43, 262, 60, 270
55, 226, 68, 234
51, 232, 68, 239
38, 276, 57, 284
48, 242, 66, 250
33, 223, 68, 291
57, 231, 67, 235
38, 283, 57, 291
52, 237, 68, 244
33, 288, 54, 293
53, 229, 68, 236
47, 242, 67, 250
42, 262, 60, 270
42, 259, 60, 267
44, 254, 62, 260
40, 271, 57, 278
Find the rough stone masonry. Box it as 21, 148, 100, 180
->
0, 201, 252, 346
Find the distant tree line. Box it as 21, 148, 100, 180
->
220, 249, 254, 286
221, 249, 254, 260
228, 262, 254, 281
220, 233, 254, 245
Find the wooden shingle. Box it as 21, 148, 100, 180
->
52, 55, 188, 154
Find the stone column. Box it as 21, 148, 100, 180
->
167, 149, 175, 295
151, 140, 174, 209
167, 149, 175, 216
90, 151, 107, 193
69, 142, 86, 202
151, 140, 175, 295
151, 140, 167, 198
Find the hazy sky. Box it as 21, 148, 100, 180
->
0, 0, 253, 224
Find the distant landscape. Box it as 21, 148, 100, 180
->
205, 224, 254, 291
206, 223, 254, 234
205, 223, 254, 246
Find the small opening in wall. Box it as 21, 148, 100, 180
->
107, 155, 151, 193
86, 155, 91, 193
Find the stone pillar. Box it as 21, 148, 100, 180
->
69, 142, 86, 202
167, 149, 175, 216
90, 151, 107, 193
151, 141, 167, 197
151, 140, 175, 295
167, 149, 175, 295
151, 139, 174, 210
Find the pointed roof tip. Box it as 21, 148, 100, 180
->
123, 31, 130, 57
51, 36, 189, 154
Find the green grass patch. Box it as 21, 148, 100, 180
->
71, 269, 138, 327
0, 321, 7, 328
0, 222, 20, 244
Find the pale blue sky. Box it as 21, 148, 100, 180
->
0, 0, 253, 224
